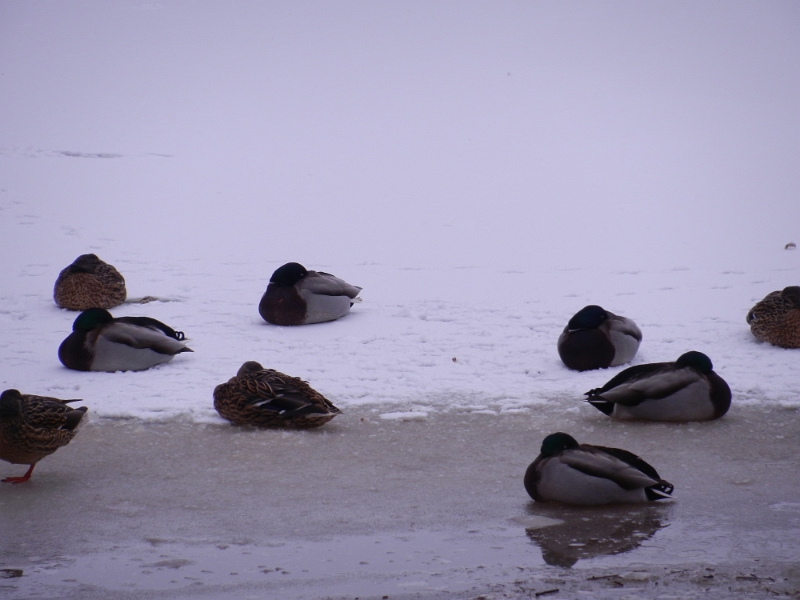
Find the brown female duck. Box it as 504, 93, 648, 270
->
214, 361, 341, 428
0, 389, 88, 484
53, 253, 127, 310
746, 286, 800, 348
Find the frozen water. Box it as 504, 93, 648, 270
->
1, 409, 799, 599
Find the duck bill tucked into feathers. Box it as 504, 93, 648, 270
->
58, 308, 192, 372
558, 306, 641, 371
747, 286, 800, 348
524, 433, 673, 505
259, 262, 362, 326
53, 254, 127, 311
585, 351, 731, 422
214, 361, 341, 429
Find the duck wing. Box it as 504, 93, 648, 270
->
560, 448, 659, 490
100, 323, 191, 355
20, 396, 88, 431
587, 365, 699, 407
587, 362, 672, 396
115, 316, 185, 340
593, 446, 674, 498
590, 445, 662, 481
606, 314, 642, 341
240, 371, 337, 416
301, 271, 362, 299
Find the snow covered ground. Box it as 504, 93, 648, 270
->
1, 2, 799, 598
1, 248, 799, 423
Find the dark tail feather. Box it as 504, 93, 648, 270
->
645, 480, 674, 501
63, 407, 88, 431
587, 398, 615, 416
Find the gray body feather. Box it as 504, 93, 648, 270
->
300, 271, 362, 299
298, 271, 362, 324
605, 378, 715, 421
608, 323, 641, 366
586, 351, 731, 422
525, 433, 673, 505
535, 452, 657, 505
90, 332, 181, 372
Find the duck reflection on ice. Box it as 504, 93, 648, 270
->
522, 504, 669, 568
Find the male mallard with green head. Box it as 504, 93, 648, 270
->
259, 262, 362, 326
585, 351, 731, 421
58, 308, 192, 372
214, 361, 341, 428
0, 389, 88, 484
524, 432, 673, 505
54, 254, 127, 310
557, 305, 642, 371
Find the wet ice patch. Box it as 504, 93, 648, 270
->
770, 503, 800, 512
379, 411, 429, 421
511, 515, 564, 530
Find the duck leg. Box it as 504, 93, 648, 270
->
1, 464, 35, 484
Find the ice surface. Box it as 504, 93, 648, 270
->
1, 409, 799, 599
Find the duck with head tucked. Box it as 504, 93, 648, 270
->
1, 389, 88, 484
558, 305, 642, 371
524, 432, 673, 505
58, 308, 192, 372
746, 286, 800, 348
214, 361, 341, 428
585, 351, 731, 421
53, 253, 127, 310
259, 262, 362, 326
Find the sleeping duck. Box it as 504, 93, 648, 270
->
58, 308, 192, 372
213, 361, 341, 428
557, 305, 642, 371
585, 351, 731, 421
53, 254, 127, 311
524, 432, 673, 505
1, 389, 88, 484
746, 286, 800, 348
258, 262, 362, 326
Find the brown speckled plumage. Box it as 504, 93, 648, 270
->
213, 361, 341, 428
746, 286, 800, 348
54, 254, 127, 310
0, 389, 88, 484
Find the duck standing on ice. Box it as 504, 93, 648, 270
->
0, 389, 88, 484
259, 262, 362, 325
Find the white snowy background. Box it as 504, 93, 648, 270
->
1, 1, 798, 422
